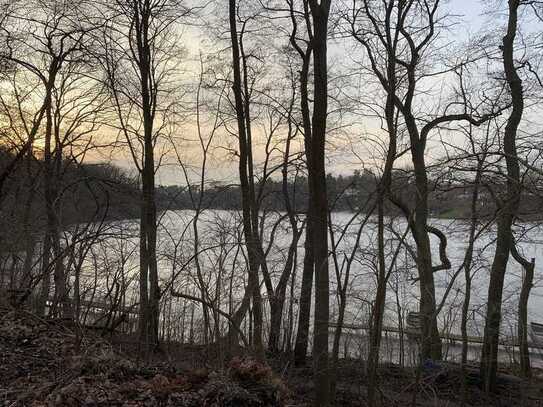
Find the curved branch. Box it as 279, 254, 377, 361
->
170, 290, 249, 348
427, 225, 451, 272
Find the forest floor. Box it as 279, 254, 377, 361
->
1, 308, 542, 407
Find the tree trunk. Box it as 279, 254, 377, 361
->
410, 142, 442, 361
290, 3, 315, 365
37, 236, 52, 316
285, 252, 298, 353
193, 213, 211, 345
268, 107, 301, 354
367, 77, 398, 406
294, 215, 314, 364
269, 296, 284, 354
44, 79, 66, 319
481, 0, 523, 392
308, 1, 332, 405
228, 0, 264, 359
461, 151, 482, 406
517, 259, 534, 379
511, 243, 534, 379
269, 237, 299, 353
141, 120, 159, 350
138, 211, 150, 346
367, 200, 388, 407
132, 3, 160, 353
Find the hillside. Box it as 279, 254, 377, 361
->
1, 306, 541, 406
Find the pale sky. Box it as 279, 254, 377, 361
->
119, 1, 508, 186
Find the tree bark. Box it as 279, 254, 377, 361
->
367, 51, 398, 405
294, 215, 314, 364
511, 241, 534, 379
133, 1, 160, 352
461, 146, 484, 406
480, 0, 524, 392
307, 1, 332, 405
406, 118, 442, 360
228, 0, 264, 359
293, 53, 315, 367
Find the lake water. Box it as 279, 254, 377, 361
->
76, 209, 543, 364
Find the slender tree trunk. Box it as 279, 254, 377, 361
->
131, 3, 160, 352
294, 215, 314, 364
240, 34, 265, 358
367, 200, 387, 407
286, 252, 298, 353
193, 212, 211, 345
44, 81, 65, 318
37, 236, 52, 316
137, 117, 159, 351
269, 296, 284, 354
511, 245, 534, 378
290, 4, 315, 365
460, 153, 482, 406
410, 141, 442, 361
481, 220, 512, 391
228, 0, 264, 359
51, 119, 68, 318
269, 237, 299, 353
144, 153, 159, 347
138, 133, 159, 351
460, 270, 472, 407
138, 211, 150, 345
395, 288, 404, 368
268, 111, 301, 354
481, 0, 523, 392
367, 80, 398, 406
330, 289, 346, 397
21, 154, 37, 296
308, 2, 332, 405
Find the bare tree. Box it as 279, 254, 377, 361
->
285, 0, 316, 366
306, 1, 332, 405
263, 0, 333, 400
0, 0, 101, 316
481, 0, 526, 392
101, 0, 189, 352
227, 0, 265, 358
344, 0, 501, 362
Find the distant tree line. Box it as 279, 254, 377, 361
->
162, 168, 543, 220
0, 147, 141, 252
